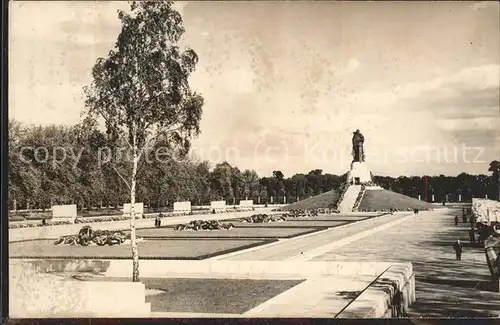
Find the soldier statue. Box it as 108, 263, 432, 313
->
352, 129, 365, 162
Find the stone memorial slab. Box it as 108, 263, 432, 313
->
238, 200, 254, 211
211, 201, 227, 213
123, 202, 144, 217
52, 205, 77, 223
174, 201, 192, 214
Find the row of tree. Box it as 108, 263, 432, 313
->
9, 120, 500, 210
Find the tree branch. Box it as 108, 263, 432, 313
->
143, 124, 182, 154
134, 124, 183, 175
96, 109, 134, 150
111, 164, 131, 190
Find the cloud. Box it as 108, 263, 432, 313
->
173, 1, 188, 15
395, 64, 499, 98
363, 64, 500, 123
193, 65, 498, 175
438, 117, 499, 131
386, 64, 500, 154
346, 58, 360, 73
221, 68, 257, 94
470, 1, 499, 11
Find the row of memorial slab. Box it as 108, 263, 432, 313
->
47, 200, 277, 220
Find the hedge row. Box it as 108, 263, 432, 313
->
9, 220, 73, 229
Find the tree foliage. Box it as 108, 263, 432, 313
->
9, 122, 500, 210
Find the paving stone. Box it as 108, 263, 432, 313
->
312, 208, 500, 317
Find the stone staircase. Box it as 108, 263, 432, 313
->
352, 185, 367, 212
338, 185, 362, 213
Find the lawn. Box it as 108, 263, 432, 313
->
231, 220, 349, 228
290, 215, 370, 222
9, 238, 274, 260
281, 190, 341, 210
84, 277, 305, 314
134, 227, 321, 239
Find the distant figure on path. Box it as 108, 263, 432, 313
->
41, 218, 46, 226
155, 215, 161, 228
453, 239, 463, 260
462, 214, 467, 223
469, 229, 475, 244
393, 290, 405, 317
454, 215, 459, 225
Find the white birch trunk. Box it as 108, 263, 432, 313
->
130, 130, 140, 282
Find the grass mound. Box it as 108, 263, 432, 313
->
358, 189, 434, 211
281, 190, 341, 211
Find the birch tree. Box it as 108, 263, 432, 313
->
82, 1, 204, 282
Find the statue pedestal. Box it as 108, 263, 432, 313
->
349, 162, 372, 185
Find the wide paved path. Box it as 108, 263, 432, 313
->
311, 208, 500, 317
221, 212, 410, 261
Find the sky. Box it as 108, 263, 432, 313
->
9, 1, 500, 178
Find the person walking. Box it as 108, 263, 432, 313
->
393, 290, 405, 317
453, 239, 463, 260
469, 229, 475, 244
454, 215, 459, 226
462, 214, 467, 223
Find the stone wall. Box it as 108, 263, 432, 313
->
10, 261, 150, 318
336, 264, 415, 318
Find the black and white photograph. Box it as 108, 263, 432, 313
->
6, 0, 500, 319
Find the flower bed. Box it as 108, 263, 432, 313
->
9, 215, 27, 222
75, 216, 130, 223
9, 220, 73, 229
352, 185, 367, 211
53, 226, 141, 246
283, 209, 319, 218
333, 183, 350, 212
173, 220, 235, 231
273, 207, 339, 214
239, 214, 287, 223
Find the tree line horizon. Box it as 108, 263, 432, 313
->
9, 119, 500, 210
